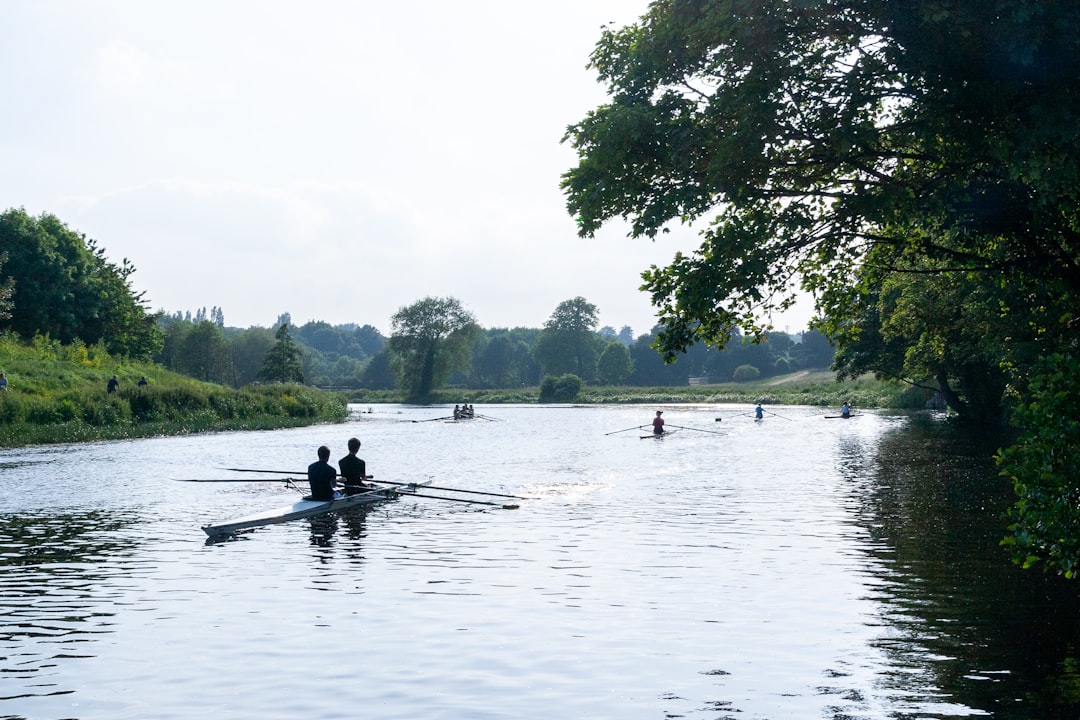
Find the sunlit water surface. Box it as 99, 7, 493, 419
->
2, 404, 1079, 720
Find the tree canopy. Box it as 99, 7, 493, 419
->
0, 208, 163, 358
388, 297, 480, 400
563, 0, 1080, 574
257, 324, 305, 384
562, 0, 1080, 361
533, 297, 603, 380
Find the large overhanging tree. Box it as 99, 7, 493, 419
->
562, 0, 1080, 361
562, 0, 1080, 574
388, 297, 480, 401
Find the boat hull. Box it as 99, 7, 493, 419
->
203, 486, 398, 536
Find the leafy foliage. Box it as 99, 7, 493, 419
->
257, 324, 305, 384
533, 297, 603, 380
597, 342, 634, 385
1000, 355, 1080, 578
388, 297, 479, 400
0, 333, 345, 446
0, 208, 163, 358
538, 373, 584, 403
562, 0, 1080, 364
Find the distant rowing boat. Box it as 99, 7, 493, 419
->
640, 430, 678, 439
202, 482, 428, 537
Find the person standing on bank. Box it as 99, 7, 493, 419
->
652, 410, 665, 435
338, 437, 370, 495
307, 445, 339, 501
107, 375, 120, 394
0, 372, 8, 391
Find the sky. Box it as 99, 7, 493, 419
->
1, 1, 815, 338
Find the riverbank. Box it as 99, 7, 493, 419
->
0, 334, 347, 447
346, 370, 931, 409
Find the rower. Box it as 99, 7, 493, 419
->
338, 437, 371, 495
652, 410, 665, 435
841, 401, 851, 419
307, 445, 339, 500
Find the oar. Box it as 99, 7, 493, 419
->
664, 423, 725, 435
475, 414, 503, 422
402, 491, 519, 510
373, 478, 530, 500
173, 477, 298, 482
218, 468, 529, 500
764, 409, 794, 420
605, 424, 644, 436
412, 415, 454, 423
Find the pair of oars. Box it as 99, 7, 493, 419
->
193, 468, 527, 509
605, 423, 725, 436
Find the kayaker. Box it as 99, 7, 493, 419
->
338, 437, 370, 495
652, 410, 665, 435
307, 445, 338, 501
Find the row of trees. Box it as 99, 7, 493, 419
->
0, 209, 162, 358
560, 0, 1080, 575
152, 295, 833, 399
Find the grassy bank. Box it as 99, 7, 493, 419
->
0, 334, 347, 447
346, 370, 933, 410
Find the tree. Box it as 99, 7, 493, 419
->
229, 326, 275, 386
169, 320, 235, 384
0, 209, 163, 358
561, 1, 1080, 371
597, 342, 633, 385
532, 297, 603, 380
561, 1, 1080, 572
387, 297, 479, 400
359, 349, 397, 390
0, 252, 14, 323
257, 323, 305, 383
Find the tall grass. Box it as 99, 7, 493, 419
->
0, 333, 347, 447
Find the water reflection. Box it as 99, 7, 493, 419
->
0, 510, 141, 705
854, 415, 1080, 719
1, 407, 1079, 719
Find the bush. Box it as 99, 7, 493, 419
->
732, 364, 761, 382
539, 373, 584, 402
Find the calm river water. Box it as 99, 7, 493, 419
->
2, 404, 1079, 720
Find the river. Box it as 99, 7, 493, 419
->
2, 404, 1078, 719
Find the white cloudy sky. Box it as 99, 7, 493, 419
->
1, 1, 814, 337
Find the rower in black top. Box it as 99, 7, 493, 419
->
338, 437, 369, 495
307, 445, 338, 501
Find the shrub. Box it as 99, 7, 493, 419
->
539, 373, 583, 402
733, 364, 761, 382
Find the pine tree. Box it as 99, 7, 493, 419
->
257, 324, 305, 383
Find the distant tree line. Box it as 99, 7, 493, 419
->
152, 295, 832, 397
0, 209, 831, 401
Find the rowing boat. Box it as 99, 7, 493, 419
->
202, 483, 426, 537
640, 430, 678, 439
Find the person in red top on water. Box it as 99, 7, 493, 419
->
652, 410, 665, 435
